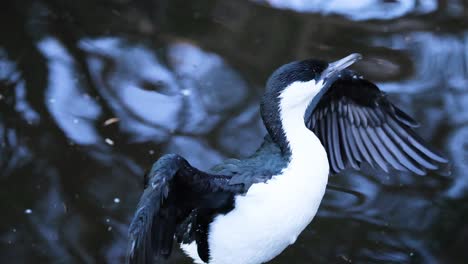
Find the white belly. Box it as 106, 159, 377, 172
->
182, 149, 329, 264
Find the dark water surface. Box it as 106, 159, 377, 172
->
1, 0, 468, 263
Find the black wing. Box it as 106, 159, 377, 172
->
128, 154, 243, 264
306, 71, 449, 175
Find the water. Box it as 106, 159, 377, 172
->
1, 0, 467, 263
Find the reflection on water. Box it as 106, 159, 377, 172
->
375, 33, 468, 93
257, 0, 437, 20
1, 0, 467, 263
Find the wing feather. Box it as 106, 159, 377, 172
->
339, 115, 360, 169
366, 127, 405, 171
345, 118, 362, 163
360, 126, 388, 172
306, 71, 448, 175
327, 111, 339, 173
351, 125, 373, 166
332, 110, 346, 170
128, 154, 242, 264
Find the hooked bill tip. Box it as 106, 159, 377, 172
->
322, 53, 363, 80
338, 53, 363, 65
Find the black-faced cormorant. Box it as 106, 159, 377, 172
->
127, 54, 448, 264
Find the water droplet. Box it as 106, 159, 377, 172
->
181, 89, 191, 96
107, 226, 113, 231
105, 218, 110, 223
24, 209, 32, 214
105, 138, 114, 146
113, 198, 120, 204
149, 150, 155, 155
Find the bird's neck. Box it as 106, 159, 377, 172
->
278, 105, 330, 187
279, 104, 320, 159
260, 97, 323, 159
261, 99, 329, 182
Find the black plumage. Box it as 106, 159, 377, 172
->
127, 154, 242, 264
306, 70, 448, 175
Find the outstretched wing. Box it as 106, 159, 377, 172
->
128, 154, 243, 264
306, 70, 449, 175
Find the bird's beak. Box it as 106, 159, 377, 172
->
303, 53, 362, 121
319, 53, 362, 85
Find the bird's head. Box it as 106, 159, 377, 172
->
261, 53, 362, 153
